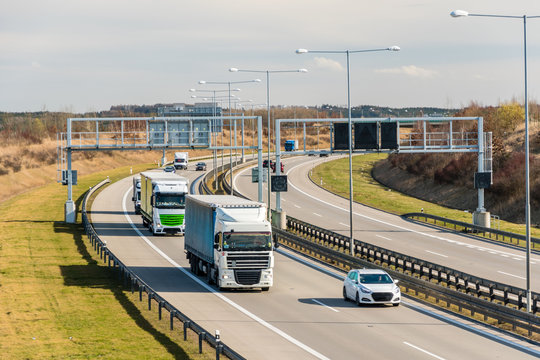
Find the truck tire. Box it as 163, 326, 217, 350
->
261, 287, 270, 292
206, 266, 214, 285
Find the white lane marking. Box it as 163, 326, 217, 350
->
376, 235, 393, 241
284, 162, 536, 263
311, 299, 339, 313
294, 204, 301, 208
278, 248, 540, 358
497, 271, 526, 280
313, 213, 322, 217
121, 188, 329, 360
281, 198, 287, 202
403, 342, 446, 360
339, 222, 350, 228
425, 250, 448, 258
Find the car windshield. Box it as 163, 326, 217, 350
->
155, 193, 185, 209
359, 273, 393, 284
223, 232, 272, 251
198, 163, 205, 166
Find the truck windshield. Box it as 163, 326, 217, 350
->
223, 232, 272, 251
155, 193, 185, 209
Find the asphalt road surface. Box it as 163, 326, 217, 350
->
89, 159, 540, 359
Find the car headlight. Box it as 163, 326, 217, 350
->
360, 286, 372, 294
393, 286, 400, 294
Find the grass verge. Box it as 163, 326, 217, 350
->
0, 163, 214, 359
310, 153, 540, 241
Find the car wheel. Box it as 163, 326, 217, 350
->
343, 287, 348, 301
355, 292, 361, 307
261, 287, 270, 292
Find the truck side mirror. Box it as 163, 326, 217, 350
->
151, 195, 154, 206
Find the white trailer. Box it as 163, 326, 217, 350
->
174, 152, 189, 170
140, 171, 189, 235
185, 195, 274, 291
131, 175, 141, 214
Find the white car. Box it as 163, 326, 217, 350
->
343, 269, 401, 306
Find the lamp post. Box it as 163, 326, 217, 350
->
296, 46, 400, 256
451, 9, 539, 313
199, 79, 261, 195
190, 88, 238, 183
229, 67, 308, 221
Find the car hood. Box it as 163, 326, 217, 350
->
363, 283, 397, 292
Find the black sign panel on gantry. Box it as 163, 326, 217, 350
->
354, 122, 378, 149
380, 122, 398, 149
333, 123, 349, 150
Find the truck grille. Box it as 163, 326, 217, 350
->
234, 270, 261, 285
372, 292, 393, 302
160, 214, 184, 226
227, 253, 270, 269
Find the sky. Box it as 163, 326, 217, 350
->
1, 1, 540, 113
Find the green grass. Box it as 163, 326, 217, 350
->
311, 153, 540, 241
0, 164, 214, 359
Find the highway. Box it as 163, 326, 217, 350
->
234, 155, 540, 292
89, 159, 540, 359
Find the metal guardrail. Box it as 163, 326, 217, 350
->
82, 178, 244, 360
404, 212, 540, 249
281, 216, 540, 338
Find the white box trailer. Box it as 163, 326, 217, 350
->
140, 171, 189, 235
174, 152, 188, 170
185, 195, 274, 291
132, 175, 141, 214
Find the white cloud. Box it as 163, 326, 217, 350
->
311, 57, 345, 72
375, 65, 438, 78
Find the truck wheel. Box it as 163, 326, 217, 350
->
142, 218, 148, 226
206, 267, 214, 285
261, 287, 270, 292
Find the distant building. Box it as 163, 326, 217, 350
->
158, 103, 222, 117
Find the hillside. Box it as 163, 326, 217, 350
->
373, 109, 540, 225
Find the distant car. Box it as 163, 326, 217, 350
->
163, 165, 176, 173
319, 150, 330, 157
195, 162, 207, 171
307, 150, 316, 156
263, 159, 272, 168
343, 269, 400, 306
270, 161, 284, 173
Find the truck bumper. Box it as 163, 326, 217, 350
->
153, 225, 185, 235
218, 269, 273, 289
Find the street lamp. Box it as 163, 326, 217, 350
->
451, 9, 540, 313
296, 46, 400, 256
229, 67, 308, 221
199, 79, 260, 195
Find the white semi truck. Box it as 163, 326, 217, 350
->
185, 195, 274, 291
131, 175, 141, 214
140, 171, 189, 235
174, 152, 188, 170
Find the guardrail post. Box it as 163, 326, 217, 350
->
139, 284, 144, 302
158, 302, 163, 320
215, 330, 221, 360
199, 332, 206, 353
148, 293, 152, 311
170, 310, 175, 330
183, 321, 191, 341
